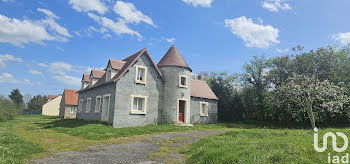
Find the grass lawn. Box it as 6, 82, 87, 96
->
1, 115, 350, 163
0, 115, 224, 163
184, 128, 350, 164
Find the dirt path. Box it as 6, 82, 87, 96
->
30, 129, 227, 164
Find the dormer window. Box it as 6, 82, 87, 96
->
135, 65, 147, 84
179, 75, 188, 88
106, 68, 111, 81
90, 76, 93, 86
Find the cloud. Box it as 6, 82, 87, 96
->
0, 54, 23, 68
28, 69, 42, 75
87, 13, 142, 39
276, 48, 289, 53
56, 45, 64, 52
224, 16, 279, 48
332, 32, 350, 46
0, 73, 20, 84
0, 9, 71, 47
182, 0, 214, 7
113, 1, 156, 27
69, 0, 108, 14
39, 61, 87, 87
37, 8, 59, 19
38, 8, 72, 38
262, 0, 291, 12
165, 38, 176, 44
38, 63, 48, 67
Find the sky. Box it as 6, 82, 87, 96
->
1, 0, 350, 96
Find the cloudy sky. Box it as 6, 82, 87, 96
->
1, 0, 350, 96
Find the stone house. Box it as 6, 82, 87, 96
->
59, 89, 79, 119
42, 94, 62, 116
77, 46, 218, 128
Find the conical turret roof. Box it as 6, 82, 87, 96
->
157, 45, 192, 71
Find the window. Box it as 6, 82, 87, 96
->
86, 98, 91, 113
135, 65, 147, 84
179, 75, 188, 88
130, 95, 147, 114
95, 96, 102, 112
78, 99, 83, 112
70, 106, 76, 114
200, 102, 209, 116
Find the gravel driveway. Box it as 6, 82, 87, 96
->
31, 129, 228, 164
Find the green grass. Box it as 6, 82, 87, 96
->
3, 115, 350, 164
0, 115, 225, 163
0, 120, 44, 164
184, 128, 350, 164
40, 118, 225, 140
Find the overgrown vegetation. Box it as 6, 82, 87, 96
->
0, 119, 43, 163
203, 45, 350, 129
0, 115, 225, 163
0, 97, 19, 122
185, 128, 349, 164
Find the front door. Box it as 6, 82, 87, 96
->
101, 95, 110, 122
179, 100, 185, 123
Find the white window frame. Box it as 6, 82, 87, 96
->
130, 95, 147, 114
179, 75, 188, 88
135, 65, 148, 84
200, 101, 209, 117
70, 106, 75, 114
95, 96, 102, 113
86, 98, 91, 113
78, 99, 83, 113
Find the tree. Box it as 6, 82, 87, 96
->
27, 95, 47, 112
206, 72, 243, 122
242, 56, 271, 120
8, 88, 24, 110
276, 75, 349, 130
0, 96, 18, 121
23, 93, 32, 108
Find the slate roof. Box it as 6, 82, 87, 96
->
64, 89, 79, 106
91, 69, 105, 78
109, 59, 126, 70
190, 80, 219, 100
79, 48, 163, 92
157, 45, 192, 72
82, 74, 89, 82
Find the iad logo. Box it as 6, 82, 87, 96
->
314, 128, 348, 152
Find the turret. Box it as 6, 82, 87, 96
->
158, 45, 192, 124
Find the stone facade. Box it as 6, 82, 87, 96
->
77, 46, 218, 128
190, 97, 218, 124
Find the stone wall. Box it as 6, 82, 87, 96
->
76, 82, 116, 124
190, 97, 218, 124
113, 53, 163, 128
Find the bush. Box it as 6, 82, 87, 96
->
0, 97, 19, 122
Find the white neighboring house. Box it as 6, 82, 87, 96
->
42, 95, 62, 116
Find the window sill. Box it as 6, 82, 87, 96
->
179, 85, 188, 88
200, 114, 208, 117
130, 110, 146, 115
135, 81, 146, 85
85, 111, 90, 113
94, 111, 100, 113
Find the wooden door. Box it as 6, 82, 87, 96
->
179, 100, 185, 123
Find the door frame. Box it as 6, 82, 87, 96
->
101, 94, 111, 122
176, 98, 188, 124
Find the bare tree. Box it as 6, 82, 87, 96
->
23, 93, 32, 108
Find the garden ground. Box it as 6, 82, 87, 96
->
0, 115, 348, 163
